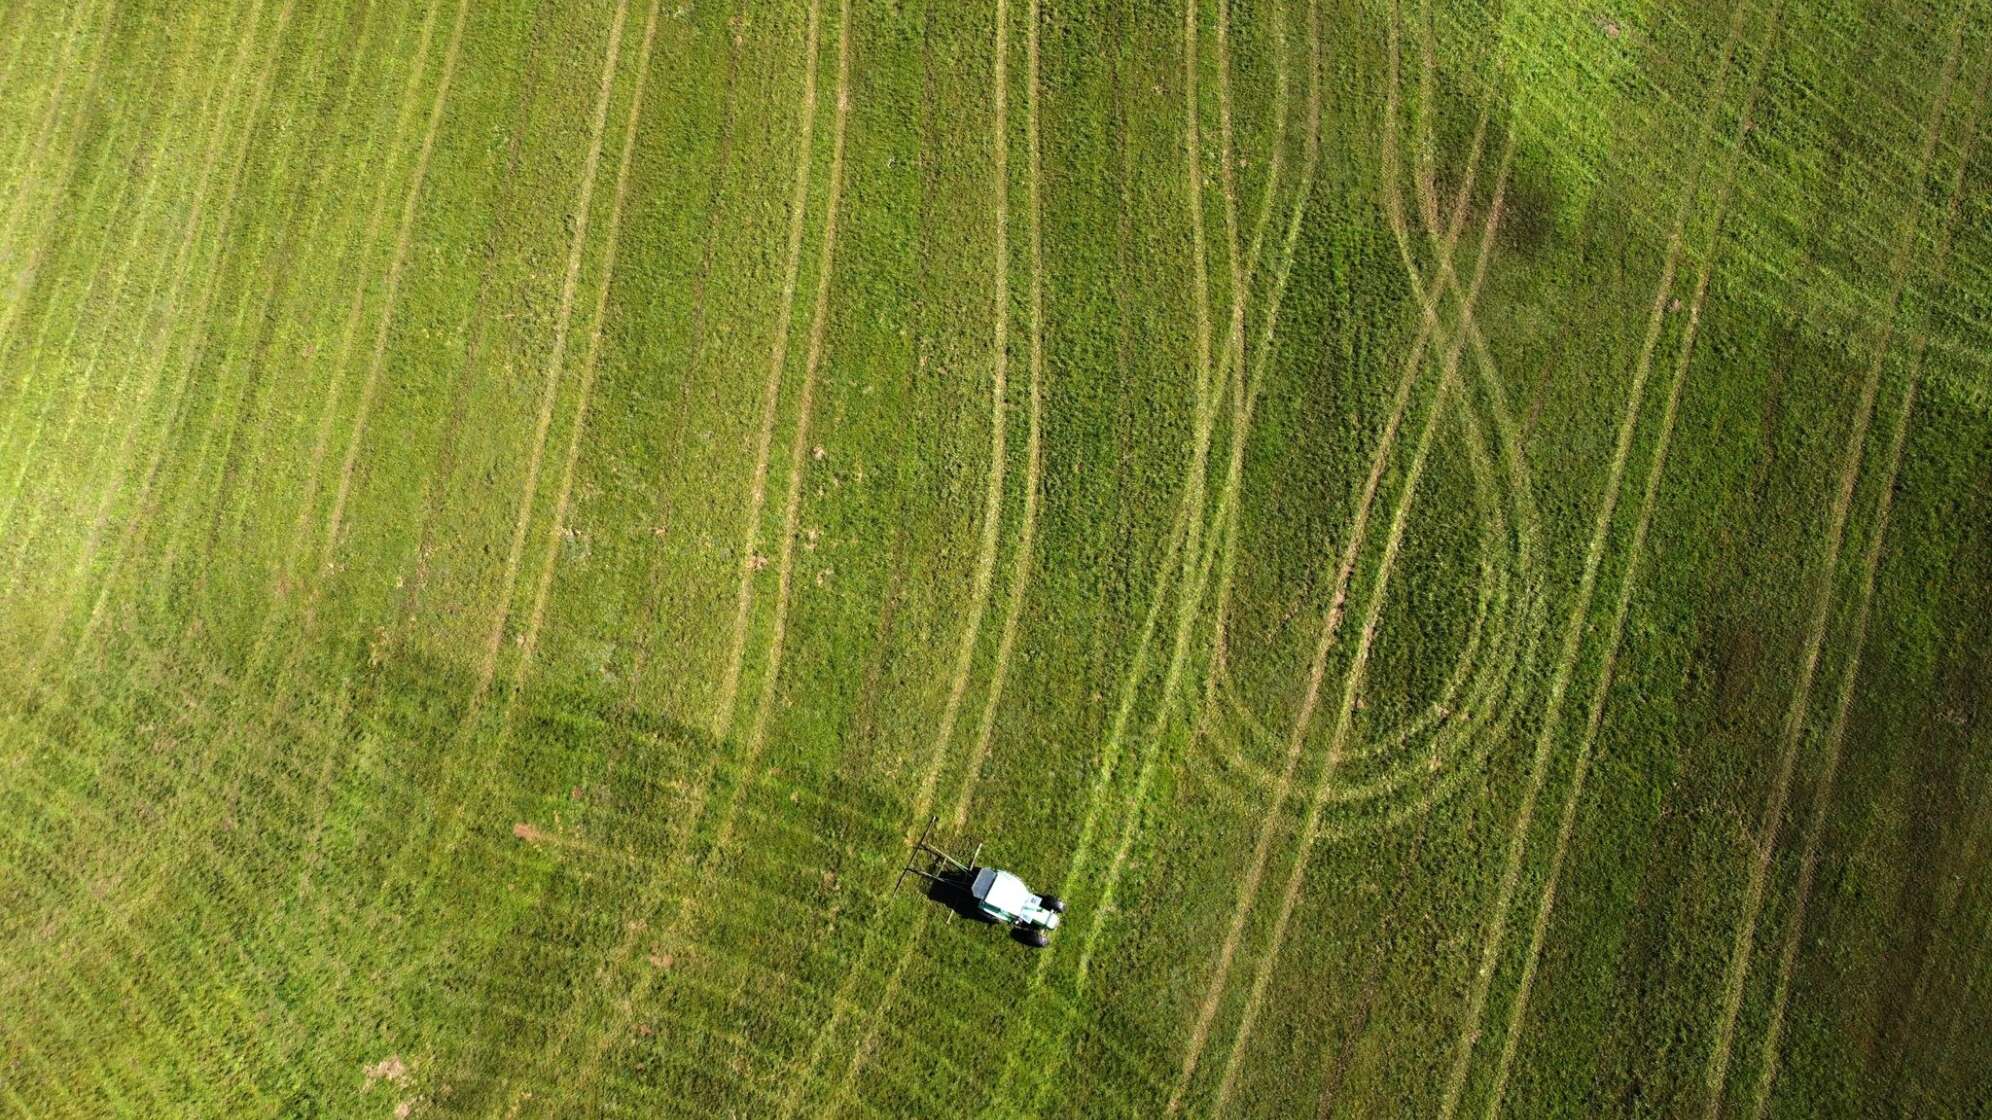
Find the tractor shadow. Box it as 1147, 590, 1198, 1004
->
919, 871, 1000, 925
916, 873, 1048, 948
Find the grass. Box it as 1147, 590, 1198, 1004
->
2, 0, 1990, 1116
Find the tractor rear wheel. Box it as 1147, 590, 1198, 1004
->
1041, 894, 1066, 914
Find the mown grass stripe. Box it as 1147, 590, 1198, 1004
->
709, 0, 830, 742
1741, 36, 1992, 1120
1432, 3, 1773, 1115
474, 0, 633, 700
505, 0, 669, 700
1698, 9, 1975, 1115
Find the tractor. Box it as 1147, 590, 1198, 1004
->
896, 818, 1067, 947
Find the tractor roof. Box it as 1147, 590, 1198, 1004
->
970, 867, 1035, 915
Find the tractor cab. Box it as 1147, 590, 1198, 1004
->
968, 867, 1063, 931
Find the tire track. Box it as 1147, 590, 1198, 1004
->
523, 3, 852, 1106
0, 6, 237, 580
1740, 37, 1991, 1120
76, 0, 436, 707
805, 1, 1052, 1109
990, 0, 1304, 1106
1699, 12, 1973, 1116
1200, 0, 1346, 744
236, 0, 445, 679
709, 0, 829, 742
307, 0, 472, 620
1431, 3, 1768, 1114
145, 0, 390, 632
0, 0, 119, 375
22, 0, 289, 676
62, 0, 358, 682
472, 0, 633, 700
0, 54, 176, 553
0, 0, 106, 285
505, 0, 667, 701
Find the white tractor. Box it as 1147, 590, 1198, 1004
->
897, 818, 1067, 947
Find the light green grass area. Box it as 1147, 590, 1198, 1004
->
2, 0, 1990, 1116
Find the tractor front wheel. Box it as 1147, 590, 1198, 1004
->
1041, 895, 1066, 914
1017, 927, 1051, 949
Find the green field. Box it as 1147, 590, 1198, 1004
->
2, 0, 1990, 1115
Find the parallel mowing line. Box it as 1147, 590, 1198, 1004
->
474, 0, 633, 700
479, 0, 826, 1089
0, 0, 105, 281
65, 0, 360, 681
505, 0, 669, 701
0, 97, 156, 544
1704, 18, 1984, 1119
22, 0, 286, 676
805, 0, 1053, 1110
1016, 8, 1332, 1113
0, 2, 233, 594
1167, 11, 1492, 1107
308, 8, 638, 1092
1199, 0, 1321, 719
709, 0, 829, 742
145, 0, 392, 628
279, 0, 486, 669
249, 0, 468, 744
44, 2, 468, 1100
1480, 27, 1804, 1120
0, 0, 116, 378
1744, 49, 1991, 1120
533, 4, 853, 1109
1431, 4, 1767, 1117
902, 0, 1017, 851
243, 0, 445, 681
1209, 133, 1517, 1119
989, 0, 1303, 1108
93, 5, 464, 1086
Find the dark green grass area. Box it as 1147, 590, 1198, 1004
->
2, 0, 1990, 1116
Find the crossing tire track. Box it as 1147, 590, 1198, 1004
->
1741, 38, 1991, 1120
506, 0, 668, 700
473, 0, 633, 700
533, 4, 852, 1107
710, 0, 829, 742
1198, 0, 1317, 719
1209, 135, 1516, 1116
1167, 7, 1493, 1104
